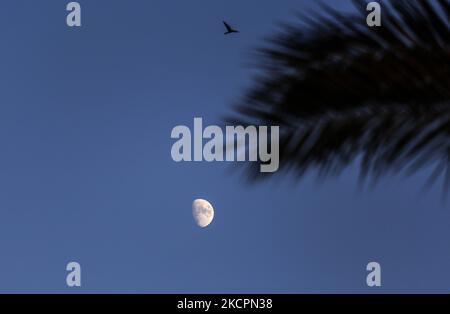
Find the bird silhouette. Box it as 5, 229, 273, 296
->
223, 21, 239, 35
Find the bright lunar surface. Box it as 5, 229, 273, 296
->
192, 199, 214, 228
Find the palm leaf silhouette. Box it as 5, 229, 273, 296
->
230, 0, 450, 189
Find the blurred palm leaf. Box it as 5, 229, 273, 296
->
230, 0, 450, 188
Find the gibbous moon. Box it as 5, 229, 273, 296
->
192, 199, 214, 228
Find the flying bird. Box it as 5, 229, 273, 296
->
223, 21, 239, 35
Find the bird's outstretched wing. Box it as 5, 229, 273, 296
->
223, 21, 233, 32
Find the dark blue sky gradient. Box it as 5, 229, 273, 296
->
0, 0, 449, 293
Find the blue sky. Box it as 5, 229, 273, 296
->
0, 0, 449, 293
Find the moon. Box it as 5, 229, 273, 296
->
192, 199, 214, 228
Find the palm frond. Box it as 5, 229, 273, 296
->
230, 0, 450, 187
